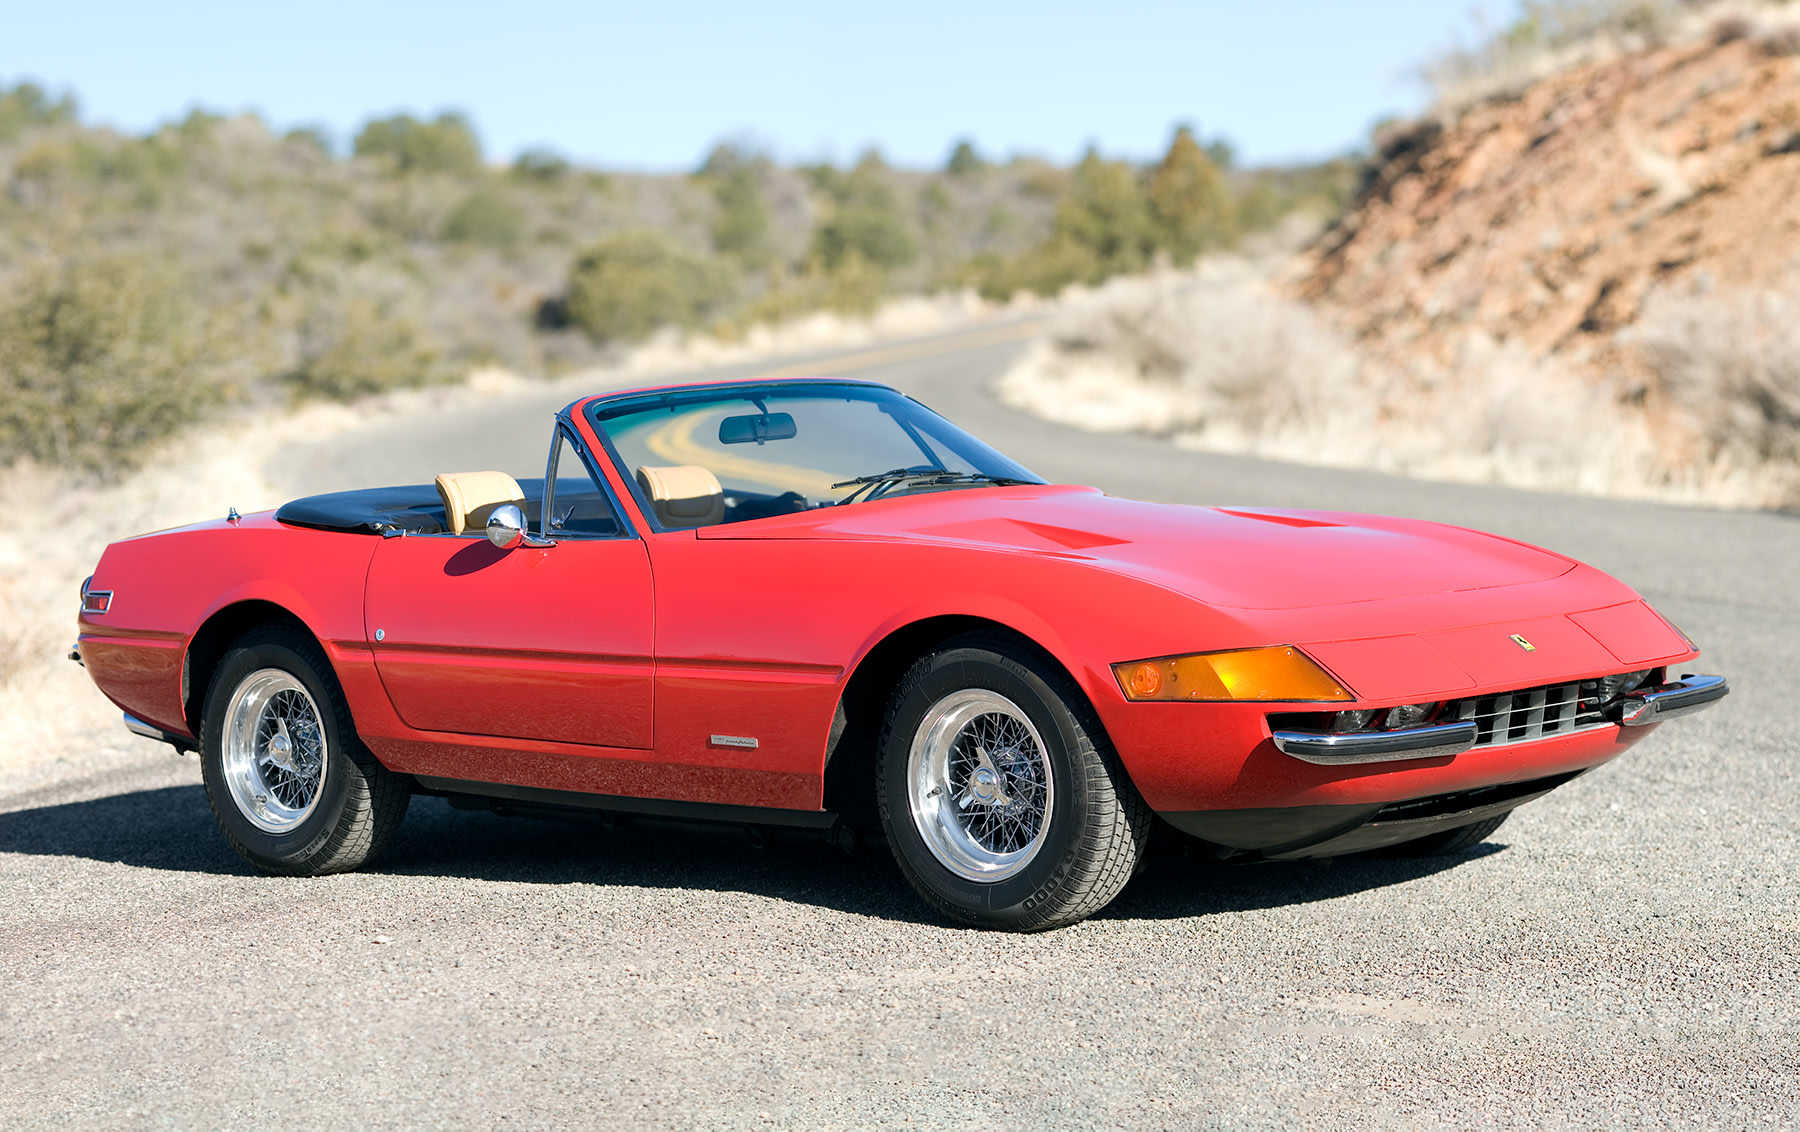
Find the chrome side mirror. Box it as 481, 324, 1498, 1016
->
486, 504, 552, 550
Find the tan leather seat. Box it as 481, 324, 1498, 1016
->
435, 470, 527, 535
635, 465, 724, 529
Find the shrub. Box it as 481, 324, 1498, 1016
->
283, 125, 335, 156
738, 255, 889, 325
564, 230, 738, 344
286, 294, 448, 401
809, 151, 917, 272
440, 189, 527, 246
1629, 284, 1800, 484
697, 143, 774, 265
1048, 150, 1154, 276
0, 256, 228, 473
511, 147, 570, 182
1145, 126, 1236, 264
961, 239, 1099, 301
0, 81, 76, 143
353, 112, 483, 176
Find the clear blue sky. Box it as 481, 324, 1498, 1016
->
4, 0, 1510, 170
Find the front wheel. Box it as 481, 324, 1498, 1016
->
877, 634, 1150, 931
200, 626, 410, 875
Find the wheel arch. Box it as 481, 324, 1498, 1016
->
183, 600, 325, 736
821, 614, 1106, 824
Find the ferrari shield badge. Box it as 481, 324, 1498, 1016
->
1510, 633, 1537, 652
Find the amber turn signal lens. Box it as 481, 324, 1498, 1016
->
1111, 646, 1353, 702
1126, 663, 1164, 698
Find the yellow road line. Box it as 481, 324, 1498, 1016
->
749, 318, 1047, 380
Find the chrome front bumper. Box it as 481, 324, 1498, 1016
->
1273, 673, 1729, 766
1273, 720, 1478, 765
1616, 673, 1729, 725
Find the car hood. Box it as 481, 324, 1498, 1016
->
698, 485, 1577, 611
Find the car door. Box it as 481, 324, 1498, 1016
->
365, 427, 654, 750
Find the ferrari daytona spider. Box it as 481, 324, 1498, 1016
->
74, 377, 1728, 929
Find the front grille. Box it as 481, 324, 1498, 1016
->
1445, 681, 1609, 747
1266, 668, 1664, 752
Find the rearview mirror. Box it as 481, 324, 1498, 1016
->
718, 412, 797, 445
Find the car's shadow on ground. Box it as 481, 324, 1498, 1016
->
0, 785, 1502, 925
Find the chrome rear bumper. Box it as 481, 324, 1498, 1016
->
122, 713, 195, 752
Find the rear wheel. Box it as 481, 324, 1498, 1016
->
201, 626, 409, 875
877, 633, 1149, 931
1380, 811, 1511, 857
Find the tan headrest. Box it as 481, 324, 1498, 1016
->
635, 465, 724, 529
435, 470, 526, 535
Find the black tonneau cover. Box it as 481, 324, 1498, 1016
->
274, 480, 547, 535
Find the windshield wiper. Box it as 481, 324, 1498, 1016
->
831, 466, 936, 505
830, 468, 1032, 506
905, 472, 1034, 488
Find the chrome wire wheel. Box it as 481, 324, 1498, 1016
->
906, 688, 1054, 883
220, 668, 329, 834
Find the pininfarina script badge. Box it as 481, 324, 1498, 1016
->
1509, 634, 1537, 652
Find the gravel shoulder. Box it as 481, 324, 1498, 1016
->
3, 329, 1795, 1128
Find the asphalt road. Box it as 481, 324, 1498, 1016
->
5, 324, 1796, 1128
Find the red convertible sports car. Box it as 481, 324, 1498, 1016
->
75, 377, 1728, 930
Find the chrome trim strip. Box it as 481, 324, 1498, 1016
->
1273, 721, 1479, 765
1619, 674, 1728, 726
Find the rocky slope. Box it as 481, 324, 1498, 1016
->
1297, 27, 1800, 487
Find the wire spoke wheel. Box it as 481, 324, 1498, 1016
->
221, 668, 328, 834
907, 688, 1054, 883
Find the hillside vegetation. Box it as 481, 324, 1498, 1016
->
0, 84, 1349, 476
1005, 0, 1800, 510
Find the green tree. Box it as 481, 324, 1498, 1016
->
810, 151, 917, 272
961, 148, 1161, 299
564, 230, 737, 344
0, 81, 76, 143
945, 139, 987, 176
697, 142, 774, 265
1146, 125, 1236, 264
353, 112, 483, 175
1053, 148, 1154, 276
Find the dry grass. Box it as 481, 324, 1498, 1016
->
1425, 0, 1800, 114
1000, 257, 1800, 509
1627, 280, 1800, 506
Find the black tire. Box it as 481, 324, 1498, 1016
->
200, 626, 410, 875
876, 633, 1150, 931
1380, 811, 1511, 857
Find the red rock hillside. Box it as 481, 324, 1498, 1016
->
1297, 30, 1800, 385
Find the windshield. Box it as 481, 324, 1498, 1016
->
588, 383, 1042, 529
